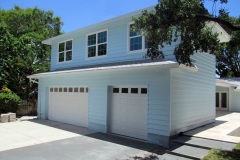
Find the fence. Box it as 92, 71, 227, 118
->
17, 100, 37, 116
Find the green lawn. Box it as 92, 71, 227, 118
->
203, 143, 240, 160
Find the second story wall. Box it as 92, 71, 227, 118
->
47, 8, 177, 71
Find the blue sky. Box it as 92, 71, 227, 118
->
1, 0, 240, 32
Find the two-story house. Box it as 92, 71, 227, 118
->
28, 6, 230, 146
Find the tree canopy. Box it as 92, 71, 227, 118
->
0, 6, 63, 100
133, 0, 240, 75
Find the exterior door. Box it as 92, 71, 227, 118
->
216, 92, 228, 110
48, 86, 89, 127
110, 86, 148, 140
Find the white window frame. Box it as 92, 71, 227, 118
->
57, 39, 73, 63
127, 22, 147, 54
86, 29, 108, 59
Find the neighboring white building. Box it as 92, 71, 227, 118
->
216, 78, 240, 112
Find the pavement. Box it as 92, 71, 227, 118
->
185, 111, 240, 143
0, 119, 159, 160
0, 111, 239, 160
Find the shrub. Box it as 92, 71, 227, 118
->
0, 92, 21, 114
0, 85, 12, 93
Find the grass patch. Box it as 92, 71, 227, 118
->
203, 143, 240, 160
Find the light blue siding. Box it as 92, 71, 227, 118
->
38, 68, 171, 137
170, 53, 216, 135
50, 14, 176, 71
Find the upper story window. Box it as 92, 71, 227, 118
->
129, 24, 147, 52
58, 40, 72, 62
87, 30, 107, 58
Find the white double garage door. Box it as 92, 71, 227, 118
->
48, 86, 148, 140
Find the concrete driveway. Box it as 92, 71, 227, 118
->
185, 111, 240, 143
0, 119, 159, 160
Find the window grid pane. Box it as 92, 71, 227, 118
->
122, 88, 128, 93
98, 44, 107, 56
66, 51, 72, 61
131, 88, 138, 94
59, 88, 63, 92
59, 42, 65, 52
59, 52, 64, 62
88, 34, 96, 46
130, 24, 142, 37
74, 87, 78, 92
88, 46, 96, 57
98, 31, 107, 44
130, 37, 142, 51
66, 40, 72, 50
113, 88, 119, 93
80, 87, 84, 93
141, 88, 147, 94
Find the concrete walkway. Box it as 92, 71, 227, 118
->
185, 111, 240, 143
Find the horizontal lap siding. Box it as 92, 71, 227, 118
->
170, 53, 215, 135
50, 15, 177, 71
39, 68, 171, 136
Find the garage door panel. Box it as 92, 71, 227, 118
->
48, 87, 88, 127
110, 87, 148, 140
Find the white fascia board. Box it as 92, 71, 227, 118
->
27, 61, 178, 79
42, 6, 155, 45
207, 21, 231, 43
216, 80, 238, 87
178, 64, 198, 73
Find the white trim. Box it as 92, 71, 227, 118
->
86, 29, 108, 59
27, 61, 179, 79
57, 39, 73, 63
42, 6, 155, 45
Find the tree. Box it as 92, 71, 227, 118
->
216, 16, 240, 77
0, 6, 63, 100
133, 0, 240, 69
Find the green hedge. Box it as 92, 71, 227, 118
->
0, 92, 21, 114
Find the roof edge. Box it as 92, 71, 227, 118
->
42, 5, 155, 45
27, 61, 178, 79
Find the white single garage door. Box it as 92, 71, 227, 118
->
48, 87, 88, 127
110, 86, 148, 140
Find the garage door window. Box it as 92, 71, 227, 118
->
64, 87, 68, 92
80, 87, 84, 93
86, 87, 89, 93
131, 88, 138, 94
59, 88, 63, 92
113, 88, 119, 93
141, 88, 147, 94
122, 88, 128, 93
74, 87, 78, 92
54, 88, 58, 92
50, 88, 53, 92
69, 88, 73, 92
